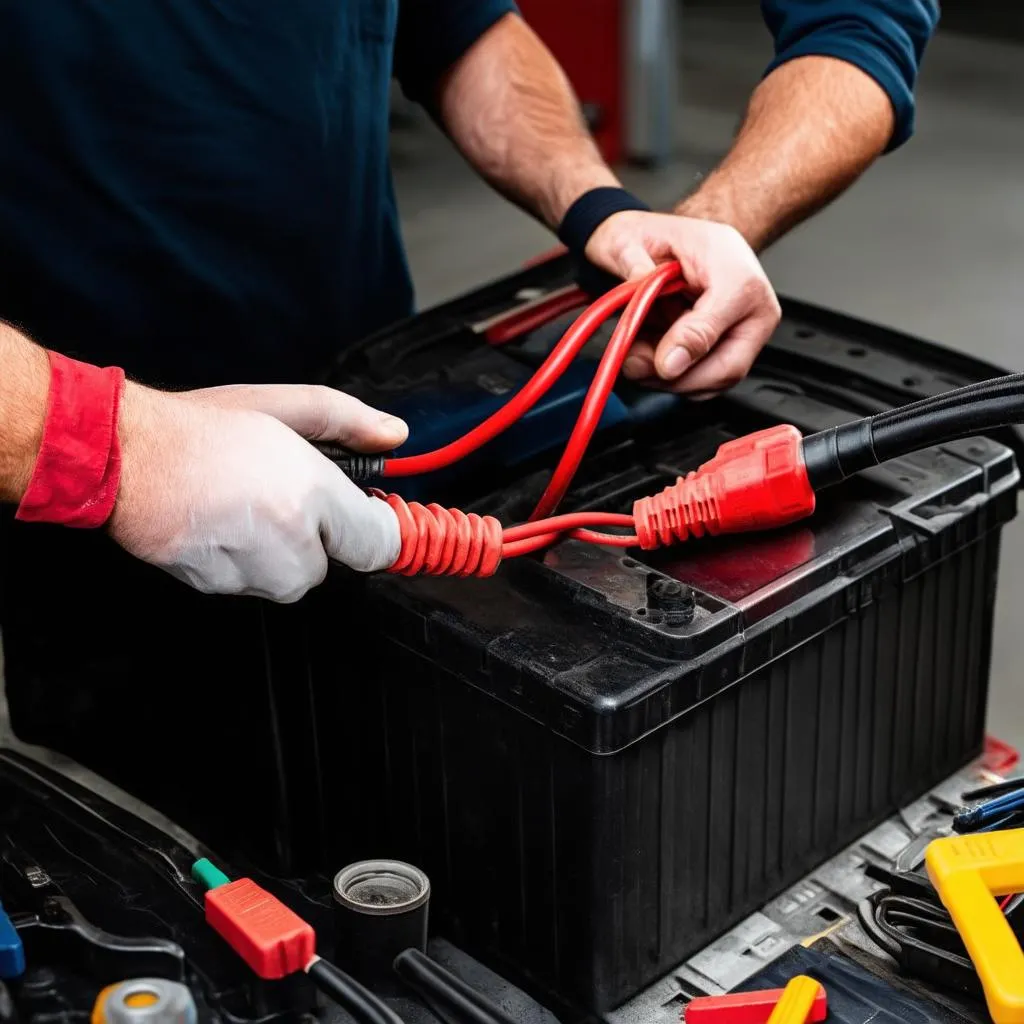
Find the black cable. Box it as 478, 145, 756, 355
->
856, 896, 904, 960
856, 892, 980, 995
393, 949, 520, 1024
872, 387, 1024, 463
802, 373, 1024, 489
306, 957, 406, 1024
962, 776, 1024, 802
870, 372, 1024, 427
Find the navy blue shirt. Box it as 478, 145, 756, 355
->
0, 1, 935, 391
0, 0, 515, 389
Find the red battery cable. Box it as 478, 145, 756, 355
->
372, 263, 817, 577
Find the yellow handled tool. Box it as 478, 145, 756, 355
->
925, 828, 1024, 1023
765, 976, 824, 1024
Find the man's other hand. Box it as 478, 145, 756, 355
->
108, 383, 408, 603
585, 212, 781, 396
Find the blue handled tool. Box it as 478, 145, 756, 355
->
0, 902, 24, 979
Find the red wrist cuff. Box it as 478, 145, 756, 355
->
16, 351, 126, 529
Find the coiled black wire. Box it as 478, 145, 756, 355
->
803, 373, 1024, 489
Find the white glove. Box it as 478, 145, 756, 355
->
108, 382, 407, 603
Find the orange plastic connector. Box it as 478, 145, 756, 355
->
925, 829, 1024, 1023
633, 425, 816, 550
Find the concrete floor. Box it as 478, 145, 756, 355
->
391, 8, 1024, 745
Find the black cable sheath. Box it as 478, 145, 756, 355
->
803, 374, 1024, 490
871, 372, 1024, 425
801, 419, 878, 488
855, 897, 903, 959
307, 957, 406, 1024
393, 949, 520, 1024
313, 444, 391, 481
872, 375, 1024, 455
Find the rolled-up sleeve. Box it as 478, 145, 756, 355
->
761, 0, 939, 150
394, 0, 519, 103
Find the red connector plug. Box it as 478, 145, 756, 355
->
633, 425, 816, 549
204, 878, 316, 979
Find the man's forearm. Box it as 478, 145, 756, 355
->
676, 56, 895, 252
436, 13, 619, 229
0, 323, 48, 502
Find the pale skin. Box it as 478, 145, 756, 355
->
0, 324, 48, 502
439, 16, 896, 396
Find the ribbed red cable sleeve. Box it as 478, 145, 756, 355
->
381, 493, 504, 577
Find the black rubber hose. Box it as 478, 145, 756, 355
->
803, 373, 1024, 489
307, 957, 406, 1024
393, 949, 520, 1024
873, 391, 1024, 461
873, 372, 1024, 423
871, 373, 1024, 440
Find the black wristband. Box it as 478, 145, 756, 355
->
557, 187, 650, 256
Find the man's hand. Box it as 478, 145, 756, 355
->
432, 13, 780, 396
109, 383, 408, 603
584, 212, 781, 396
